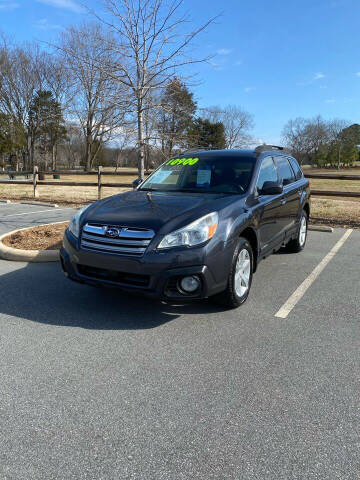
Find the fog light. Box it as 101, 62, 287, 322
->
179, 275, 200, 294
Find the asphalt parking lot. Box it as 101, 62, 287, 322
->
0, 202, 359, 479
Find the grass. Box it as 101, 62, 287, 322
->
311, 197, 360, 228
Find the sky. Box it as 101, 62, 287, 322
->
0, 0, 360, 144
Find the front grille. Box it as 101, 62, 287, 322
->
77, 264, 150, 287
80, 223, 155, 256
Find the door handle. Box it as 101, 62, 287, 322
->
280, 197, 286, 205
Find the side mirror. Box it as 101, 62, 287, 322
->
260, 181, 283, 195
132, 177, 144, 189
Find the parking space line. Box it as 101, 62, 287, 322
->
0, 208, 68, 218
275, 229, 353, 319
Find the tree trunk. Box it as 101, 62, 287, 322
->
137, 106, 145, 179
85, 135, 91, 171
337, 144, 341, 170
30, 138, 35, 169
52, 144, 56, 171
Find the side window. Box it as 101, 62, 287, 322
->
288, 157, 303, 181
256, 156, 278, 193
274, 156, 295, 186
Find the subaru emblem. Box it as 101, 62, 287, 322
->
105, 227, 120, 238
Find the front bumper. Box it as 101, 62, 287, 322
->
60, 231, 229, 301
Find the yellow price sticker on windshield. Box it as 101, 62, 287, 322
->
166, 157, 199, 166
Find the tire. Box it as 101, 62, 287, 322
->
286, 209, 308, 253
212, 237, 253, 309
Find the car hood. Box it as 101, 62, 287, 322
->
83, 190, 241, 233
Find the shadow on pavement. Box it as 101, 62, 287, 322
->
0, 262, 224, 330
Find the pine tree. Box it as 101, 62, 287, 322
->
187, 118, 226, 150
158, 78, 197, 157
29, 90, 67, 169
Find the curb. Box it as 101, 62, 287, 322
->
20, 201, 59, 208
308, 225, 334, 233
0, 199, 11, 203
0, 223, 65, 262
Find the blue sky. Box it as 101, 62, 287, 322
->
0, 0, 360, 144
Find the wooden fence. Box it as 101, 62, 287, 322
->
0, 167, 360, 199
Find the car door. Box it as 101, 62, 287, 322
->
273, 156, 298, 235
254, 156, 283, 253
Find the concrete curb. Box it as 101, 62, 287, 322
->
0, 199, 11, 203
309, 225, 334, 233
20, 201, 59, 208
0, 222, 65, 262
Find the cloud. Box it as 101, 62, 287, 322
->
36, 0, 84, 13
244, 87, 256, 93
356, 72, 360, 77
34, 18, 62, 30
234, 60, 242, 66
297, 73, 326, 86
319, 85, 327, 89
325, 99, 336, 103
0, 0, 19, 10
216, 48, 232, 55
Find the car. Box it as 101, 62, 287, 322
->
60, 145, 310, 308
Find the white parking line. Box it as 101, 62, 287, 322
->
275, 229, 353, 319
1, 208, 69, 218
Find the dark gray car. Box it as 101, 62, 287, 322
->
61, 146, 310, 308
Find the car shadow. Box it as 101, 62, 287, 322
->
0, 262, 225, 330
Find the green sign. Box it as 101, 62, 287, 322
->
166, 157, 199, 166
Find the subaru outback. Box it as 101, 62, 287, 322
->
61, 146, 310, 308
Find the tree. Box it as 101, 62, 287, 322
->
63, 123, 84, 169
342, 124, 360, 146
91, 0, 216, 178
157, 78, 197, 157
29, 90, 67, 170
187, 118, 226, 150
202, 105, 254, 148
327, 119, 351, 169
59, 23, 126, 171
341, 124, 360, 163
0, 37, 51, 169
282, 116, 330, 165
0, 112, 26, 169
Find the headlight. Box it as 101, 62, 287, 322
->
158, 212, 218, 249
68, 204, 91, 238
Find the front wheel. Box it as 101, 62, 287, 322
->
212, 237, 253, 309
286, 210, 308, 253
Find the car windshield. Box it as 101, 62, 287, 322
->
139, 155, 256, 194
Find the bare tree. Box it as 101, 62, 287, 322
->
91, 0, 216, 178
282, 116, 330, 165
59, 23, 128, 171
0, 38, 45, 168
202, 105, 254, 148
61, 123, 85, 169
327, 118, 351, 170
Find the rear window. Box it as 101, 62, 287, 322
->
274, 156, 295, 186
288, 157, 303, 181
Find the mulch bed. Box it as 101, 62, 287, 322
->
2, 222, 69, 251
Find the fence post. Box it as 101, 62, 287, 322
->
33, 166, 39, 198
98, 166, 102, 200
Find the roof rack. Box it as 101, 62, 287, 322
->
254, 144, 290, 154
181, 146, 224, 154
